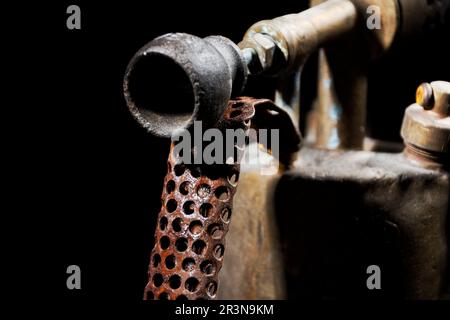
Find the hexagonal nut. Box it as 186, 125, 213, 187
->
239, 33, 278, 75
252, 33, 276, 70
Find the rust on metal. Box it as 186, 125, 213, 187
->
144, 98, 256, 300
143, 97, 301, 300
123, 33, 247, 137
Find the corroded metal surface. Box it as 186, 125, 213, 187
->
143, 97, 300, 300
276, 146, 449, 299
240, 0, 358, 75
219, 169, 287, 299
123, 33, 247, 137
144, 99, 254, 300
124, 0, 450, 300
401, 81, 450, 169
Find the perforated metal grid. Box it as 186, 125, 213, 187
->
144, 98, 255, 300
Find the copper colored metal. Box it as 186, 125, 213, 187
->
144, 98, 256, 300
239, 0, 358, 75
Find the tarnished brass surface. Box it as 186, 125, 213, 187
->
312, 49, 367, 150
124, 0, 450, 301
275, 146, 449, 299
219, 169, 286, 299
401, 81, 450, 169
242, 0, 449, 150
240, 0, 358, 75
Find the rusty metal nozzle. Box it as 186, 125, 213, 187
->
123, 33, 248, 137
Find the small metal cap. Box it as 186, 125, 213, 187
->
401, 81, 450, 163
415, 82, 434, 110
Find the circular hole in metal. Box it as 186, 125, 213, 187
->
145, 291, 154, 300
202, 166, 220, 180
152, 273, 163, 287
179, 181, 190, 195
174, 164, 186, 176
165, 254, 176, 269
166, 199, 177, 213
169, 275, 181, 289
182, 257, 196, 271
213, 244, 224, 260
125, 53, 195, 132
214, 186, 229, 201
208, 224, 224, 239
192, 239, 206, 255
152, 254, 161, 268
207, 281, 218, 297
159, 216, 168, 231
159, 292, 170, 300
200, 260, 216, 275
185, 277, 199, 292
160, 236, 170, 250
221, 207, 232, 223
230, 109, 242, 118
183, 201, 195, 215
166, 180, 175, 193
189, 220, 203, 235
199, 203, 213, 218
227, 171, 239, 187
176, 294, 188, 301
172, 217, 182, 232
175, 237, 188, 252
189, 166, 201, 178
197, 184, 211, 198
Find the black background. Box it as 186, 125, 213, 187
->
12, 0, 449, 302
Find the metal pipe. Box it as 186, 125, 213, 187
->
239, 0, 358, 75
123, 33, 247, 137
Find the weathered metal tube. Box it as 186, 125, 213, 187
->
123, 33, 247, 137
239, 0, 358, 74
